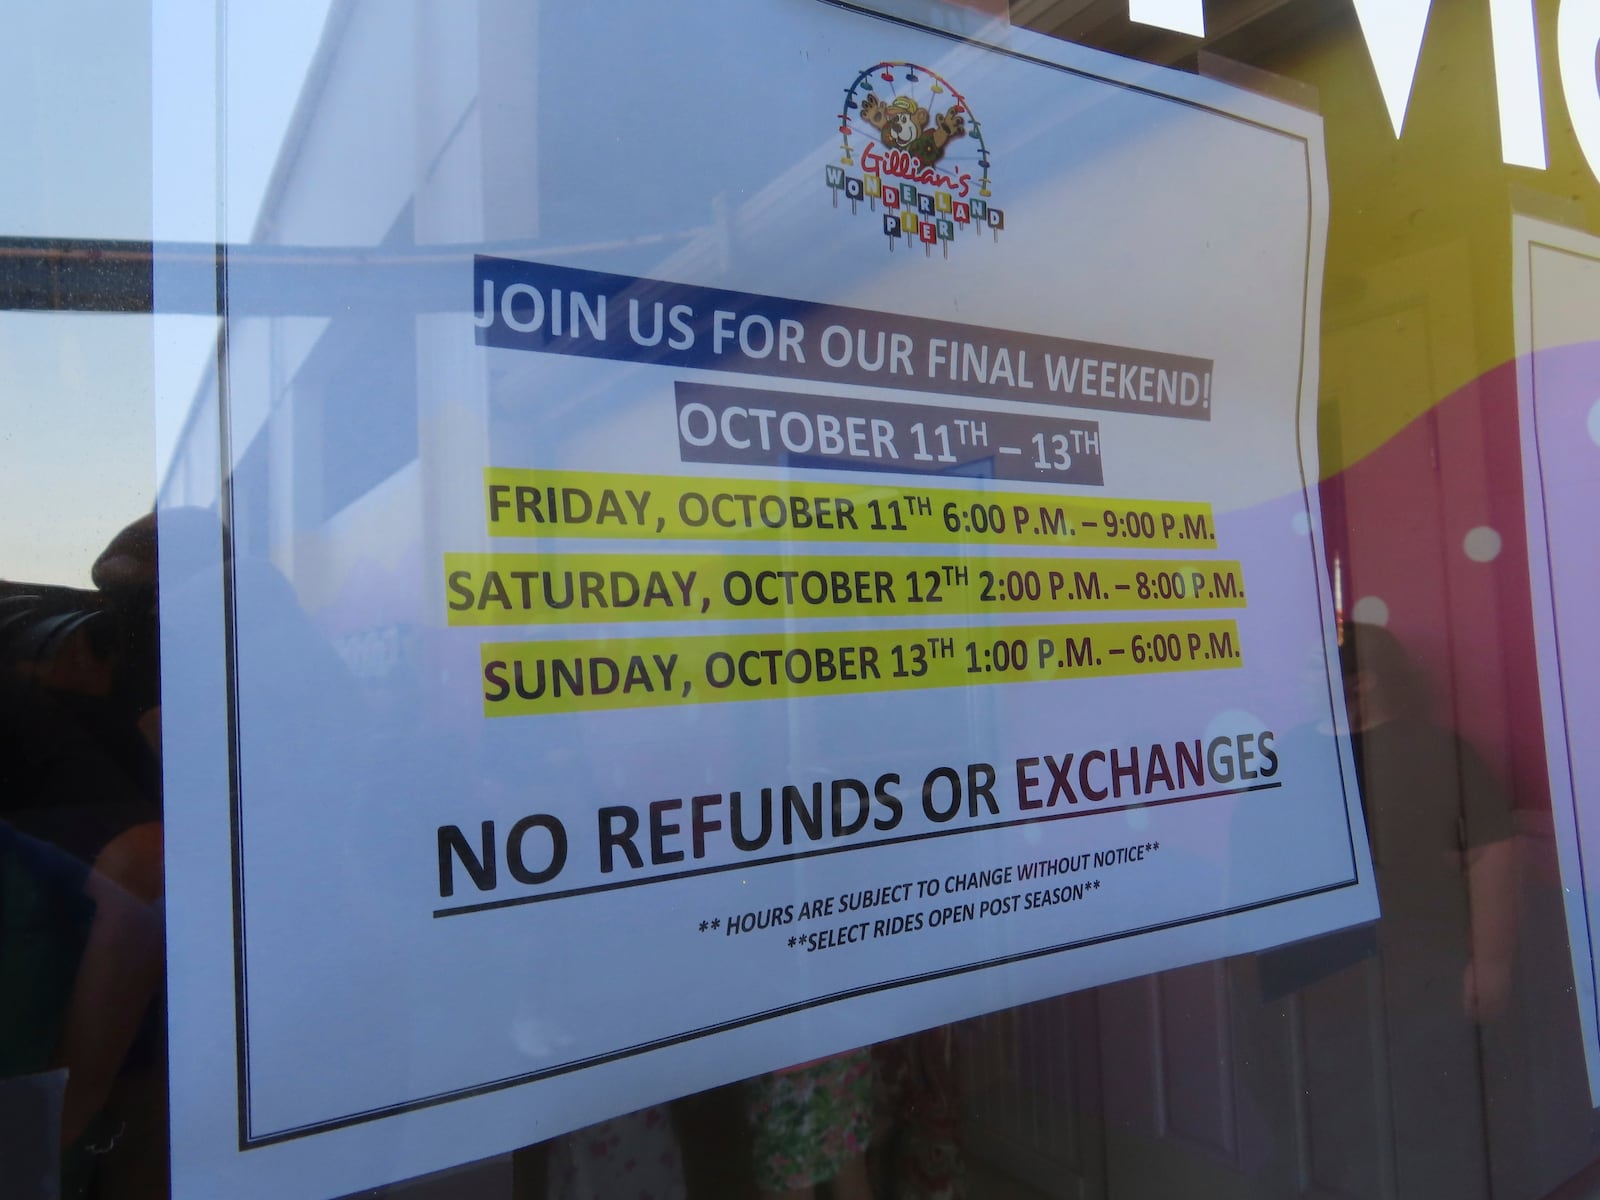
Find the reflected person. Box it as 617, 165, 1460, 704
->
1337, 621, 1518, 1021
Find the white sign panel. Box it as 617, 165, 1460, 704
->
1513, 214, 1600, 1106
156, 1, 1374, 1195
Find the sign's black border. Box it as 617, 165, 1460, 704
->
216, 0, 1358, 1149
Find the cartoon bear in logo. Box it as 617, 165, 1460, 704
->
861, 93, 966, 167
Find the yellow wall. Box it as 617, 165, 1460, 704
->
1263, 0, 1597, 472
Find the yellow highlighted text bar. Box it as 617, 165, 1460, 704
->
446, 551, 1247, 625
481, 620, 1242, 716
483, 468, 1215, 549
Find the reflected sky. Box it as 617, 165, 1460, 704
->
0, 0, 330, 585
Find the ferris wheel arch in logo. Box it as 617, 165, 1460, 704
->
824, 61, 1004, 257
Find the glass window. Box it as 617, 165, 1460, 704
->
7, 2, 1600, 1198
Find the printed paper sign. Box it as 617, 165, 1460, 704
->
157, 2, 1374, 1195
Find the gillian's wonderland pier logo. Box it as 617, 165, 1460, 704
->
825, 60, 1005, 257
